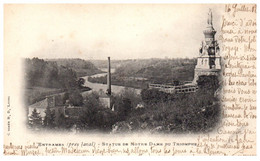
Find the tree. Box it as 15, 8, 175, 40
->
77, 78, 85, 88
28, 108, 42, 129
58, 66, 77, 89
84, 92, 102, 109
120, 88, 141, 108
43, 107, 56, 129
197, 75, 219, 94
114, 95, 133, 121
92, 109, 117, 131
76, 92, 104, 130
77, 108, 91, 130
68, 90, 84, 106
56, 111, 67, 129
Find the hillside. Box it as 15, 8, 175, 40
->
88, 58, 197, 88
47, 58, 103, 77
113, 58, 196, 83
24, 58, 96, 105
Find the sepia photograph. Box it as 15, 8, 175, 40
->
24, 6, 222, 134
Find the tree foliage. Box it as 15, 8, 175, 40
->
28, 108, 42, 129
68, 90, 84, 106
47, 58, 103, 77
113, 75, 221, 133
113, 58, 196, 83
24, 57, 78, 89
197, 75, 219, 95
56, 111, 68, 129
43, 107, 56, 129
77, 78, 85, 88
76, 92, 117, 131
141, 88, 175, 104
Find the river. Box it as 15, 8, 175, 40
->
81, 69, 141, 96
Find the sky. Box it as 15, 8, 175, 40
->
4, 4, 224, 60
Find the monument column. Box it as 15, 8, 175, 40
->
193, 9, 221, 83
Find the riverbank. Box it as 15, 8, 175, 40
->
81, 73, 141, 95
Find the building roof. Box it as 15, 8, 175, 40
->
28, 98, 49, 109
28, 96, 61, 109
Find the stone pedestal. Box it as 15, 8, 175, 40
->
193, 68, 221, 84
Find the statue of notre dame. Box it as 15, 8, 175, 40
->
207, 9, 213, 26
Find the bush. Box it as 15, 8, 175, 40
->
141, 88, 175, 104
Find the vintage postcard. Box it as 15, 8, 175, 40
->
3, 4, 256, 156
